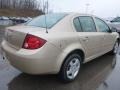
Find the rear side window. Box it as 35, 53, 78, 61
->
79, 16, 96, 32
94, 17, 110, 32
26, 13, 68, 29
73, 18, 82, 32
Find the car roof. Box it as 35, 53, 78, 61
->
41, 12, 94, 17
65, 12, 93, 16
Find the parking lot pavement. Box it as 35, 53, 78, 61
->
97, 54, 120, 90
0, 50, 115, 90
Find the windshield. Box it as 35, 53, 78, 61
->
26, 13, 68, 29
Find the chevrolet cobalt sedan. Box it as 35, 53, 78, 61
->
1, 13, 119, 82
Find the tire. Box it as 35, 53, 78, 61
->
111, 56, 116, 68
111, 40, 119, 54
59, 53, 82, 82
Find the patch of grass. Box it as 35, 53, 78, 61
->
0, 25, 5, 43
0, 25, 6, 34
0, 25, 5, 28
0, 25, 7, 30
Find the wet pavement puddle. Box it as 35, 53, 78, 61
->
0, 53, 116, 90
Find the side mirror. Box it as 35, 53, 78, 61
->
108, 29, 112, 33
110, 27, 117, 32
110, 20, 114, 23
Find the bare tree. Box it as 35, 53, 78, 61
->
0, 0, 45, 10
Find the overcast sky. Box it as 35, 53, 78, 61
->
47, 0, 120, 18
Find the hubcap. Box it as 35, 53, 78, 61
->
114, 42, 119, 54
66, 58, 80, 79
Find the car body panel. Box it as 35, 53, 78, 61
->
1, 13, 119, 74
1, 40, 62, 74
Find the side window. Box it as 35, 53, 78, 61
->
94, 17, 110, 32
73, 18, 82, 32
79, 16, 96, 32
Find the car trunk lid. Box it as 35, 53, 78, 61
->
4, 25, 46, 49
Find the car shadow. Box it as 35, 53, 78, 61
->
8, 54, 115, 90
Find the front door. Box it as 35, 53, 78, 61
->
94, 17, 116, 53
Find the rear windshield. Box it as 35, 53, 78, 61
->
26, 13, 68, 29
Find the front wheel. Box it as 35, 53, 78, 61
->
113, 41, 119, 54
111, 40, 119, 54
59, 53, 82, 82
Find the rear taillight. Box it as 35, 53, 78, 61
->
22, 34, 46, 49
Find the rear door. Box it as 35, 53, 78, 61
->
73, 16, 103, 61
94, 17, 116, 52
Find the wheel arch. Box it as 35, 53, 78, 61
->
57, 49, 85, 74
63, 49, 85, 63
117, 37, 120, 42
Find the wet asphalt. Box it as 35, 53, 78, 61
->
97, 54, 120, 90
0, 29, 120, 90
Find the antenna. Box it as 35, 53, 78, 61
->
45, 14, 48, 33
44, 0, 48, 33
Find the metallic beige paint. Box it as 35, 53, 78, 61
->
1, 13, 119, 74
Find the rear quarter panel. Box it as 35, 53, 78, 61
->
40, 32, 85, 72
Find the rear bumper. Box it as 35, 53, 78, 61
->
1, 40, 61, 74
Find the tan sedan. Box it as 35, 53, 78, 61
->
1, 13, 119, 82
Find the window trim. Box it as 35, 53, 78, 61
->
73, 17, 83, 32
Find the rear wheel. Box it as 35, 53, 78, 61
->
59, 53, 82, 82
